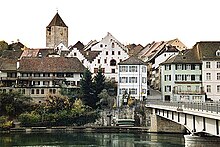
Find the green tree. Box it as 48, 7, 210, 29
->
0, 41, 8, 56
80, 68, 95, 108
0, 91, 32, 118
93, 66, 106, 107
45, 94, 71, 113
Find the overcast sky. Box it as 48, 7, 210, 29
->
1, 0, 220, 48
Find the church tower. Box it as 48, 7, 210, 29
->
46, 12, 68, 48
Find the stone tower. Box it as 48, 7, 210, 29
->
46, 12, 68, 48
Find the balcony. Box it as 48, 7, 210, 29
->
0, 77, 17, 81
172, 89, 206, 95
17, 76, 65, 80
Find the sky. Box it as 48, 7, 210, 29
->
1, 0, 220, 48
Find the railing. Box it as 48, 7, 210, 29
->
146, 101, 220, 114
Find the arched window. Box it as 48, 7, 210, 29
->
110, 59, 116, 66
112, 42, 115, 48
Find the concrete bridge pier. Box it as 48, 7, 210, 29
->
150, 108, 185, 133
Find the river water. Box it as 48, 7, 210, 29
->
0, 132, 185, 147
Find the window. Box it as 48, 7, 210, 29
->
43, 73, 50, 77
186, 75, 191, 81
176, 64, 182, 70
111, 69, 115, 73
36, 89, 39, 94
41, 89, 44, 94
57, 73, 64, 77
129, 77, 137, 83
112, 43, 115, 48
216, 50, 220, 56
66, 73, 74, 77
217, 73, 220, 80
34, 73, 40, 77
196, 86, 200, 92
104, 59, 107, 63
129, 66, 137, 72
142, 89, 146, 94
165, 65, 171, 70
206, 73, 211, 80
207, 85, 211, 93
191, 75, 195, 81
206, 62, 211, 68
43, 81, 49, 86
142, 77, 146, 83
129, 88, 137, 94
74, 52, 77, 56
31, 89, 35, 94
118, 51, 121, 55
120, 77, 128, 83
119, 66, 128, 72
142, 66, 146, 73
186, 64, 191, 70
195, 65, 200, 70
217, 85, 220, 93
94, 68, 98, 73
98, 59, 100, 64
106, 51, 108, 55
100, 44, 103, 48
110, 59, 116, 66
217, 62, 220, 68
33, 81, 40, 85
165, 86, 171, 92
22, 89, 25, 94
175, 75, 182, 81
112, 51, 115, 55
164, 75, 171, 81
53, 89, 56, 94
187, 85, 191, 91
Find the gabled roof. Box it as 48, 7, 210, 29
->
119, 56, 145, 65
161, 49, 201, 64
0, 58, 17, 71
20, 48, 55, 58
71, 41, 84, 50
127, 44, 144, 56
18, 57, 85, 73
193, 41, 220, 61
47, 12, 67, 28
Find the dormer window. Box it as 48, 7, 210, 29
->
216, 50, 220, 56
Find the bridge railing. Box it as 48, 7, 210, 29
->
146, 101, 220, 114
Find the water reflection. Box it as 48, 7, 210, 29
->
0, 132, 185, 147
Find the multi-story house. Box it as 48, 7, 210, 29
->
16, 57, 85, 102
117, 56, 147, 106
68, 32, 129, 81
136, 39, 187, 90
194, 41, 220, 101
0, 58, 18, 93
160, 48, 205, 102
148, 45, 180, 90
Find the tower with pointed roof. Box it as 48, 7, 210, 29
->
46, 12, 68, 48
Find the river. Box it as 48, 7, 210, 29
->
0, 132, 184, 147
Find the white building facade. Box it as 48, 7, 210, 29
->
117, 56, 147, 106
68, 32, 129, 81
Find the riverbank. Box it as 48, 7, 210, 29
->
5, 126, 149, 134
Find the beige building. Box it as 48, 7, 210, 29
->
46, 12, 68, 48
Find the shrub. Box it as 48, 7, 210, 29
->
18, 112, 41, 126
0, 116, 13, 130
